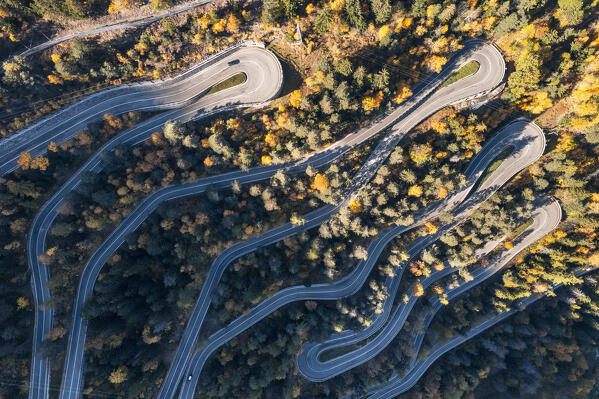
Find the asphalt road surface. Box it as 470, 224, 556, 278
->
357, 198, 560, 398
176, 118, 545, 397
405, 198, 561, 371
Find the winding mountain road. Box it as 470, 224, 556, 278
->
405, 199, 561, 372
13, 39, 510, 399
353, 199, 561, 398
174, 118, 544, 398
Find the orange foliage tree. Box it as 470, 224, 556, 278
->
17, 152, 31, 170
413, 282, 425, 296
362, 91, 384, 111
17, 151, 49, 171
311, 173, 329, 191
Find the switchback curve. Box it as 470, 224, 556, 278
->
295, 119, 545, 382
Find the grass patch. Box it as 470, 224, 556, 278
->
207, 73, 246, 95
509, 218, 534, 240
440, 61, 480, 88
466, 145, 514, 201
479, 145, 514, 186
319, 344, 360, 362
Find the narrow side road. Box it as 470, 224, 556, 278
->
7, 0, 215, 61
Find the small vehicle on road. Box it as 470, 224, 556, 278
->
227, 59, 240, 66
188, 374, 192, 381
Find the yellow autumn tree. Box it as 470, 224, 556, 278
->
521, 91, 552, 114
226, 117, 240, 131
261, 155, 272, 165
410, 262, 423, 276
362, 91, 384, 111
289, 90, 302, 108
433, 262, 445, 271
409, 144, 432, 164
394, 85, 412, 104
425, 221, 438, 234
566, 53, 599, 129
415, 25, 428, 36
306, 70, 325, 92
431, 36, 449, 53
275, 109, 288, 128
413, 283, 424, 296
226, 14, 241, 33
212, 19, 226, 34
311, 173, 329, 191
108, 0, 132, 13
261, 114, 273, 129
109, 366, 128, 384
378, 25, 391, 41
17, 297, 29, 310
329, 0, 344, 12
349, 198, 362, 213
400, 17, 413, 29
197, 14, 211, 29
437, 186, 448, 199
142, 325, 161, 344
291, 213, 306, 225
204, 156, 215, 167
264, 133, 277, 147
30, 156, 49, 171
428, 55, 448, 73
17, 152, 32, 170
408, 185, 423, 197
48, 141, 58, 152
151, 132, 164, 145
47, 75, 63, 84
431, 120, 447, 133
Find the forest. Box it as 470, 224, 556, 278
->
0, 0, 598, 397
